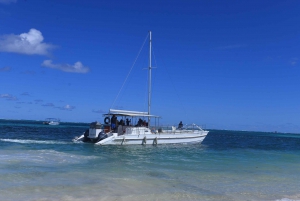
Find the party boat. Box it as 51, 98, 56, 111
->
73, 31, 208, 145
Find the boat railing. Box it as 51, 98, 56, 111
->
150, 124, 205, 134
110, 124, 206, 135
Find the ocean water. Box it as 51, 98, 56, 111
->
0, 120, 300, 201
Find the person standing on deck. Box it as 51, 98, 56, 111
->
111, 115, 117, 131
178, 121, 183, 129
126, 118, 131, 126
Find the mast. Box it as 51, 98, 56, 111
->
148, 31, 152, 127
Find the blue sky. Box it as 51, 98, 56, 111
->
1, 0, 300, 133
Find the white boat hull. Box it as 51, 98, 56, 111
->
99, 133, 207, 145
48, 121, 59, 125
43, 118, 60, 125
75, 131, 208, 145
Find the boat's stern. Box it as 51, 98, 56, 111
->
88, 128, 102, 139
73, 121, 108, 143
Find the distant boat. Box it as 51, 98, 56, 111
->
73, 31, 208, 145
43, 118, 60, 125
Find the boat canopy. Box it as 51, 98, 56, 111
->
104, 109, 160, 118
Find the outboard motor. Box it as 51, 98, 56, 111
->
82, 129, 90, 142
88, 121, 103, 139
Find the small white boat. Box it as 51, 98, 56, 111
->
73, 31, 208, 145
43, 118, 60, 125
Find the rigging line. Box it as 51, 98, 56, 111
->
110, 33, 150, 109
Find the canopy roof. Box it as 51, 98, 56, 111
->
103, 109, 160, 118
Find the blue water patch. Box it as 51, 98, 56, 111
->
0, 120, 300, 201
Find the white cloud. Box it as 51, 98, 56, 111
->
0, 28, 55, 55
0, 0, 17, 4
42, 60, 90, 73
60, 104, 75, 111
0, 93, 18, 101
290, 58, 298, 66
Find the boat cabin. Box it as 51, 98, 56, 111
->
103, 109, 160, 135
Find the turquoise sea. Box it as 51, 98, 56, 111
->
1, 119, 300, 201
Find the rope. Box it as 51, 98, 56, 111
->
110, 33, 150, 109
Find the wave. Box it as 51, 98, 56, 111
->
0, 149, 98, 166
0, 138, 70, 144
276, 197, 300, 201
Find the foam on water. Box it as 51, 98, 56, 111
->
276, 197, 300, 201
1, 138, 70, 144
0, 149, 98, 168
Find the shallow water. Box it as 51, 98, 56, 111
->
1, 120, 300, 201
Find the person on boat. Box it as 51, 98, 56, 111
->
111, 115, 117, 131
178, 121, 183, 129
119, 119, 125, 126
137, 118, 143, 126
126, 118, 131, 126
143, 120, 148, 127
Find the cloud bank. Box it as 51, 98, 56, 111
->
0, 0, 16, 4
41, 102, 75, 111
0, 93, 18, 101
42, 60, 90, 73
59, 104, 75, 111
0, 28, 55, 55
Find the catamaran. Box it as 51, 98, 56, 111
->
73, 31, 208, 145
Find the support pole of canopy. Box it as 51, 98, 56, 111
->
148, 31, 152, 127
